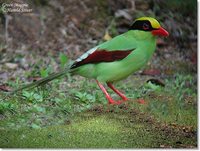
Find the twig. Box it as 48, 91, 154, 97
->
5, 14, 9, 45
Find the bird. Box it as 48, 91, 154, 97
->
11, 17, 169, 105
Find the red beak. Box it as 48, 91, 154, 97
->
152, 27, 169, 37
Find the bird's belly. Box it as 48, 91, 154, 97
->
96, 59, 147, 82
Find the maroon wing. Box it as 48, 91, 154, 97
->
70, 49, 134, 69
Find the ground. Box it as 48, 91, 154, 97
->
0, 109, 197, 148
0, 0, 197, 148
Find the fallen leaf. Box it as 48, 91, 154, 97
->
0, 85, 12, 92
103, 31, 112, 41
190, 52, 197, 65
142, 69, 161, 76
28, 76, 42, 82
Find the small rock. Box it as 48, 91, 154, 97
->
115, 9, 132, 20
0, 72, 8, 80
19, 58, 29, 69
5, 63, 18, 70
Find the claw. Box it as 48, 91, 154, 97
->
136, 99, 146, 104
109, 100, 123, 105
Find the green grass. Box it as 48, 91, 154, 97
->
0, 111, 197, 148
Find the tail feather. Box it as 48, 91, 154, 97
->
12, 68, 70, 93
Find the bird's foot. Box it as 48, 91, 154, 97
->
108, 96, 129, 105
122, 97, 128, 101
108, 100, 125, 105
136, 98, 147, 105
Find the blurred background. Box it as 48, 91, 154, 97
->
0, 0, 197, 81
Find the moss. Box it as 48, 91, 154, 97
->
0, 111, 197, 148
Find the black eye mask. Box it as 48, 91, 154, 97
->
129, 20, 156, 31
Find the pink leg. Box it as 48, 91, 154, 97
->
96, 80, 123, 105
107, 82, 128, 101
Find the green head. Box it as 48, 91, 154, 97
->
129, 17, 169, 37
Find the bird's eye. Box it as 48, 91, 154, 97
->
143, 23, 149, 30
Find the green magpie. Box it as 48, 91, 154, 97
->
12, 17, 169, 105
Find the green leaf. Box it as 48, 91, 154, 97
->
22, 91, 32, 98
40, 68, 48, 78
31, 123, 41, 129
33, 93, 43, 102
145, 81, 161, 91
34, 106, 46, 113
54, 98, 62, 103
59, 53, 68, 68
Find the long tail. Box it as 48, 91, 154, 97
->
11, 67, 70, 93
